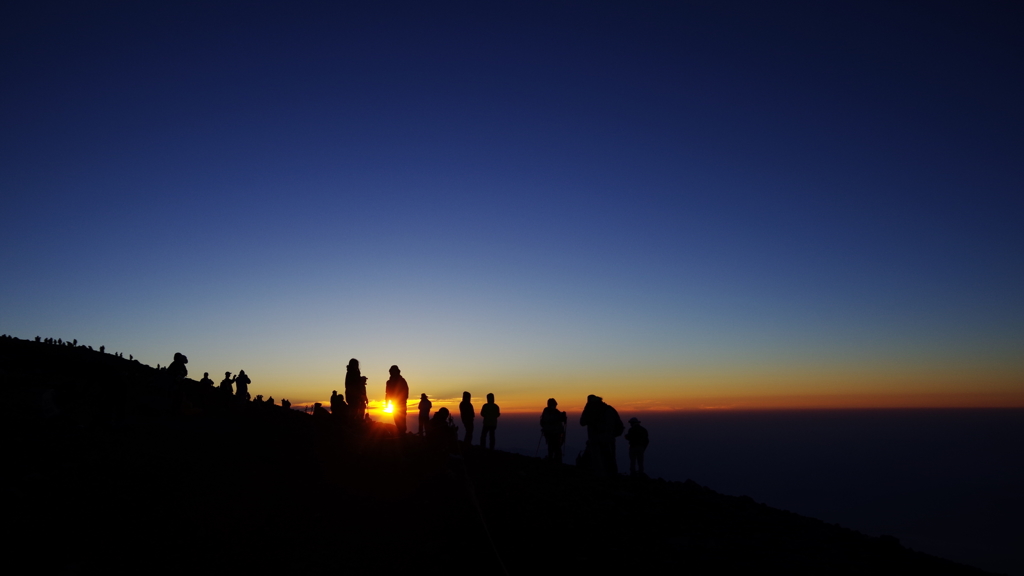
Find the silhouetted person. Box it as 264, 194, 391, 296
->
199, 372, 214, 387
418, 393, 432, 436
266, 396, 275, 406
459, 391, 475, 446
540, 398, 567, 462
313, 402, 330, 418
480, 393, 500, 450
625, 417, 649, 477
282, 399, 291, 410
219, 372, 235, 395
580, 394, 624, 476
344, 359, 366, 422
385, 365, 409, 435
235, 370, 251, 402
427, 407, 458, 449
167, 353, 188, 380
330, 390, 348, 419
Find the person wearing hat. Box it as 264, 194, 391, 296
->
624, 417, 650, 477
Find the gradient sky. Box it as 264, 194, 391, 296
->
2, 1, 1021, 412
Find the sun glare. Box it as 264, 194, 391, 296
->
382, 400, 394, 414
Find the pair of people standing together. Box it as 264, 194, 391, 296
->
458, 391, 501, 449
343, 359, 409, 433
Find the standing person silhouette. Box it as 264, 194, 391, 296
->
417, 393, 432, 436
540, 398, 567, 462
624, 417, 650, 477
459, 391, 475, 446
385, 365, 409, 435
480, 393, 500, 450
235, 370, 251, 402
199, 372, 214, 387
219, 371, 235, 395
344, 359, 366, 422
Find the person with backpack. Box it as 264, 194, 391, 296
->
540, 398, 567, 462
624, 417, 650, 477
579, 394, 624, 476
480, 393, 500, 449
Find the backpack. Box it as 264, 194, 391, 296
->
608, 406, 625, 438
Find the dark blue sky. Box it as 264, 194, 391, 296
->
2, 1, 1021, 408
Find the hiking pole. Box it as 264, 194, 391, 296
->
534, 431, 543, 457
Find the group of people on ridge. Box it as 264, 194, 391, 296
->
180, 352, 652, 477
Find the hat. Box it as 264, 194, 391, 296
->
629, 417, 640, 424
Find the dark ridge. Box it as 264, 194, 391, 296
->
1, 335, 1001, 575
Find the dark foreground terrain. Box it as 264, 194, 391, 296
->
4, 336, 1000, 575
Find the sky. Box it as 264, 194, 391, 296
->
2, 1, 1022, 412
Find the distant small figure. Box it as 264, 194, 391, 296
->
330, 390, 348, 419
129, 354, 133, 361
313, 402, 331, 418
624, 417, 649, 477
254, 394, 264, 404
167, 353, 189, 380
418, 393, 432, 436
235, 370, 251, 401
282, 399, 291, 410
385, 365, 409, 435
199, 372, 214, 387
220, 371, 235, 395
540, 398, 567, 462
266, 396, 275, 406
459, 392, 475, 446
344, 359, 366, 422
480, 393, 500, 450
580, 395, 624, 476
99, 345, 104, 353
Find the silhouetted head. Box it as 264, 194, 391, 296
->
332, 390, 337, 395
225, 371, 231, 377
463, 391, 471, 401
389, 365, 400, 376
548, 398, 557, 408
587, 394, 602, 404
348, 358, 359, 370
314, 403, 321, 408
361, 376, 368, 383
629, 417, 640, 426
173, 352, 188, 363
203, 372, 209, 378
437, 407, 450, 418
487, 393, 495, 403
421, 393, 428, 400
